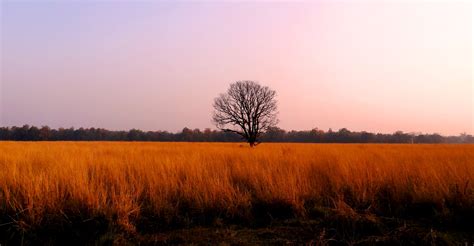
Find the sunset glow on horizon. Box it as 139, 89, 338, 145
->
1, 1, 472, 135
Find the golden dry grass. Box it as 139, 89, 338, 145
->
0, 142, 473, 240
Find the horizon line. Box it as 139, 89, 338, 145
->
1, 124, 472, 137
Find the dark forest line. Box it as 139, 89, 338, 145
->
1, 125, 473, 143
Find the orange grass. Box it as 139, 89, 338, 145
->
0, 142, 473, 232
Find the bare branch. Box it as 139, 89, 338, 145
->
212, 81, 278, 147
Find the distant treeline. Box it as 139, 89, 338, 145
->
0, 125, 473, 143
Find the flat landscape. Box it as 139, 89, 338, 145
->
0, 142, 473, 244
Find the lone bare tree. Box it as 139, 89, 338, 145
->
212, 81, 278, 147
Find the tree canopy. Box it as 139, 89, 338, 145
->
1, 125, 472, 144
213, 81, 278, 146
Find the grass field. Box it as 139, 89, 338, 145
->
0, 142, 473, 244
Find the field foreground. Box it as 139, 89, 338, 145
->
0, 142, 473, 245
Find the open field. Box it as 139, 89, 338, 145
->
0, 142, 473, 245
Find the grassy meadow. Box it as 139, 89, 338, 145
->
0, 142, 473, 244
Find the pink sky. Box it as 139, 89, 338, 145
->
1, 1, 472, 135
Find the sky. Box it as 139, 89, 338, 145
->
1, 0, 472, 135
